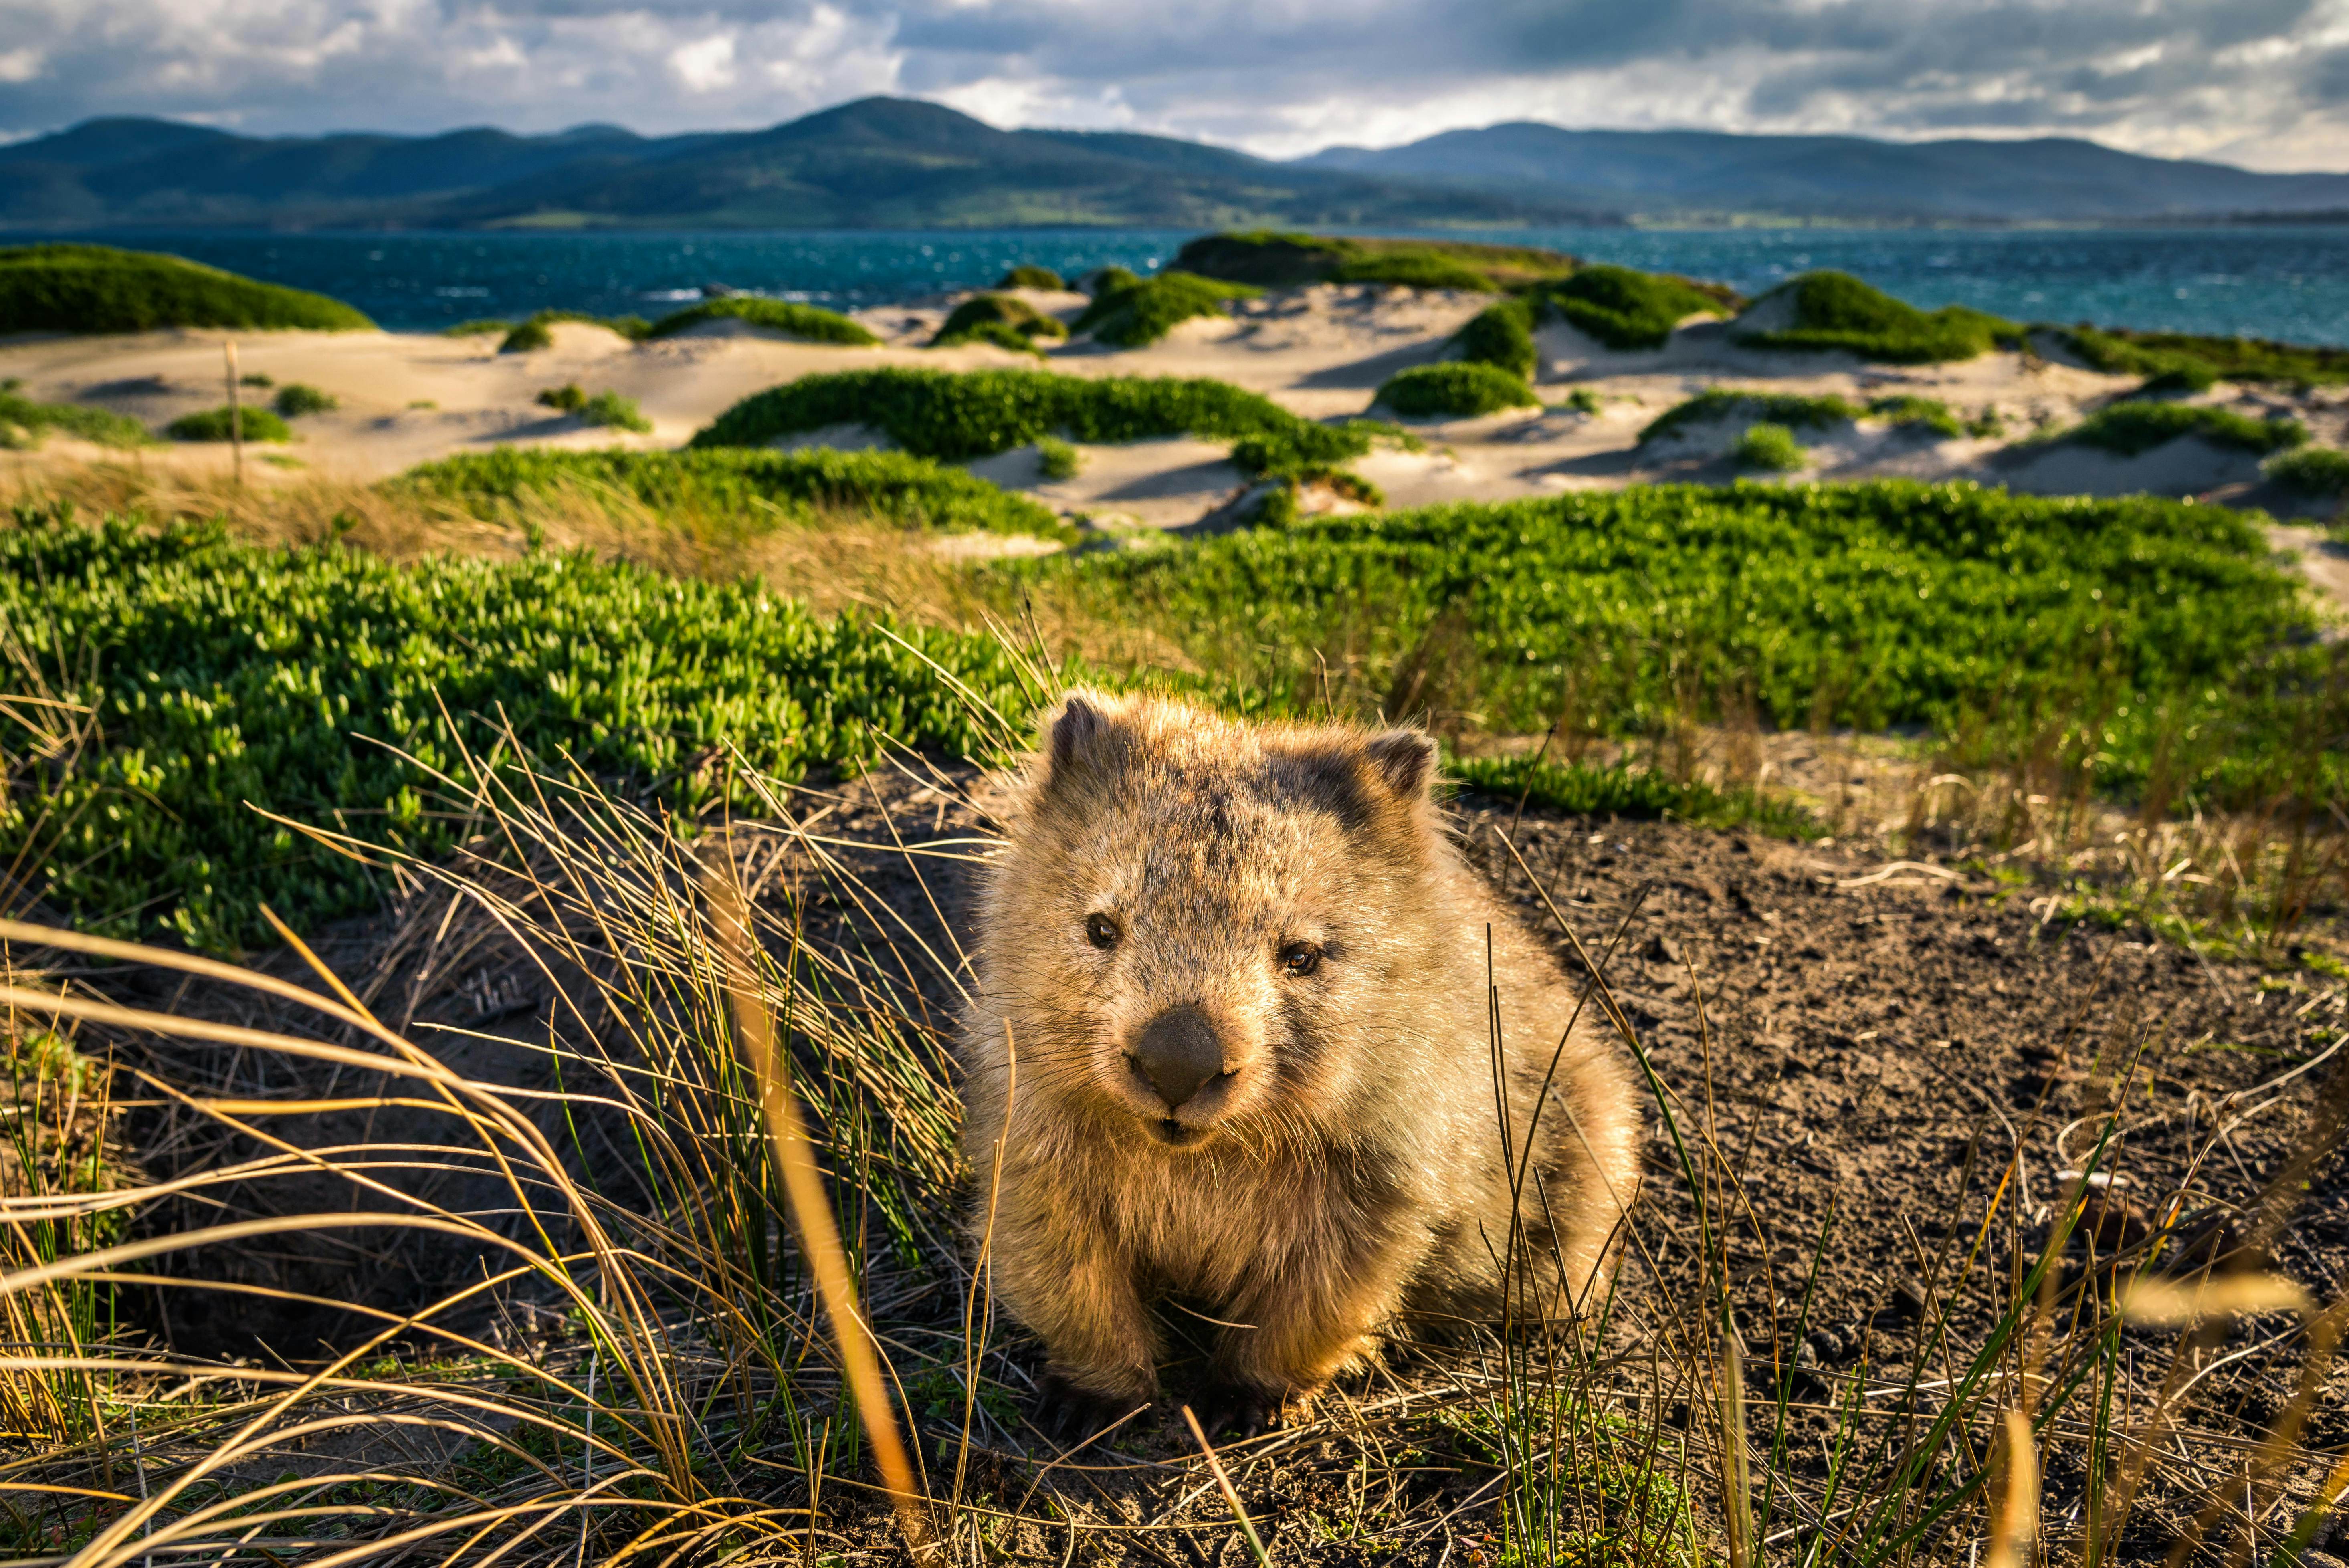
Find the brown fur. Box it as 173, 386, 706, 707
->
958, 690, 1640, 1425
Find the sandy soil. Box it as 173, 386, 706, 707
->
6, 282, 2349, 547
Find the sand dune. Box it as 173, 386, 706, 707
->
5, 283, 2347, 533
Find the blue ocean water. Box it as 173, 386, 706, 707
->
29, 224, 2349, 345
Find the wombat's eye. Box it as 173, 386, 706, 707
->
1279, 941, 1321, 977
1085, 913, 1120, 951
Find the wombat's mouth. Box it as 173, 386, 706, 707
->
1144, 1118, 1210, 1149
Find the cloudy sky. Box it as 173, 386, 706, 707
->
3, 0, 2347, 171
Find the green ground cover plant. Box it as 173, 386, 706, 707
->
1540, 265, 1736, 351
1071, 271, 1261, 347
996, 264, 1066, 290
440, 318, 512, 337
2135, 365, 2219, 397
2267, 445, 2349, 495
1448, 754, 1821, 837
0, 509, 1042, 950
392, 446, 1075, 541
0, 243, 372, 334
535, 382, 588, 412
643, 297, 879, 345
1000, 480, 2337, 804
1732, 422, 1808, 471
1640, 390, 1858, 444
1082, 265, 1141, 296
689, 367, 1370, 480
1171, 231, 1578, 290
578, 389, 650, 432
496, 310, 653, 353
930, 294, 1068, 351
1377, 362, 1540, 417
2056, 402, 2307, 457
0, 383, 150, 448
2056, 323, 2349, 387
1454, 298, 1540, 379
1866, 394, 1964, 437
1738, 271, 2020, 363
1036, 436, 1080, 481
270, 383, 338, 417
165, 406, 292, 442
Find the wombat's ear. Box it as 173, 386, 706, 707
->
1042, 690, 1125, 790
1362, 729, 1438, 800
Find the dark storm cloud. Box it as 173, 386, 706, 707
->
0, 0, 2341, 170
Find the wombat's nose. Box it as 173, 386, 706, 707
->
1129, 1005, 1225, 1112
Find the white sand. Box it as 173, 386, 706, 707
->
7, 286, 2349, 548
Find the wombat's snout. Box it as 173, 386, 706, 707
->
1127, 1005, 1226, 1112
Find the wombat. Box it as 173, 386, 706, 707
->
959, 690, 1640, 1437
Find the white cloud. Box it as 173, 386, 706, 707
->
0, 49, 43, 84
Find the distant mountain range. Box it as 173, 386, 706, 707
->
1298, 123, 2349, 223
0, 98, 1587, 232
3, 96, 2343, 232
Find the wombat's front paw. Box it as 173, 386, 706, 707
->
1192, 1379, 1289, 1439
1034, 1370, 1148, 1447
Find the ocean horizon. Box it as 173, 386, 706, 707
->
17, 223, 2349, 345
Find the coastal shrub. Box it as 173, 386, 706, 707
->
1541, 265, 1733, 351
931, 295, 1068, 349
997, 265, 1066, 290
442, 319, 511, 338
2058, 402, 2307, 458
536, 383, 588, 412
1557, 388, 1605, 416
1080, 266, 1142, 297
2265, 446, 2349, 496
1454, 299, 1539, 380
2056, 323, 2349, 387
1329, 251, 1498, 292
0, 509, 1042, 950
644, 298, 878, 346
1037, 437, 1081, 482
165, 406, 293, 442
1737, 271, 2020, 363
0, 386, 150, 448
240, 373, 273, 388
579, 390, 651, 433
0, 243, 372, 334
1733, 423, 1808, 471
1376, 363, 1540, 418
1000, 480, 2332, 804
1073, 271, 1261, 348
270, 383, 338, 418
392, 446, 1075, 541
1641, 390, 1858, 444
1452, 754, 1821, 837
1866, 395, 1964, 438
1171, 231, 1577, 291
691, 368, 1367, 480
498, 310, 654, 353
2134, 365, 2219, 397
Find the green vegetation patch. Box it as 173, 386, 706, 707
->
2057, 402, 2307, 458
496, 310, 655, 353
690, 367, 1368, 482
0, 384, 150, 449
1036, 437, 1080, 482
2266, 446, 2349, 496
996, 265, 1066, 291
1539, 265, 1737, 351
392, 447, 1075, 542
0, 511, 1042, 951
271, 383, 338, 418
1738, 271, 2020, 364
1454, 299, 1539, 380
165, 406, 293, 442
0, 244, 372, 335
931, 294, 1068, 351
1451, 754, 1821, 838
1867, 395, 1964, 438
644, 298, 877, 346
1071, 272, 1261, 348
1000, 481, 2333, 805
1733, 422, 1808, 472
1171, 231, 1577, 291
2056, 323, 2349, 388
1377, 363, 1540, 418
1640, 390, 1858, 444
